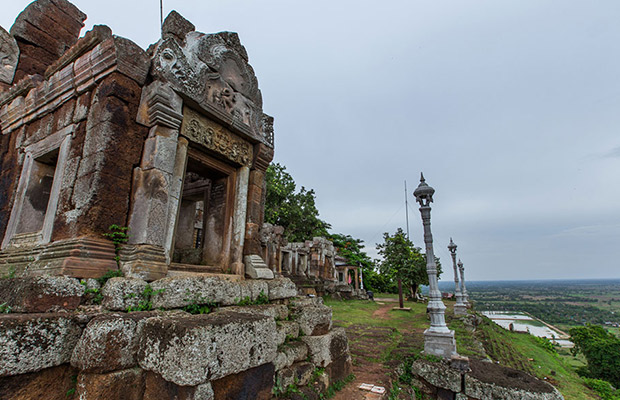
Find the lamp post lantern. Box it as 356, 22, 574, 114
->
458, 260, 469, 306
449, 238, 467, 316
414, 173, 457, 358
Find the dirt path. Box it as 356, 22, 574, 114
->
331, 302, 425, 400
331, 323, 394, 400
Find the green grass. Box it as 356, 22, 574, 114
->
326, 298, 601, 400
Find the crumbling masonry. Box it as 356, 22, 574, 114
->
0, 1, 351, 399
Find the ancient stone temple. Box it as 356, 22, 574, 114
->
0, 0, 274, 282
0, 2, 351, 399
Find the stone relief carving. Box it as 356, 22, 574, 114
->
150, 21, 272, 148
0, 26, 19, 85
181, 107, 252, 167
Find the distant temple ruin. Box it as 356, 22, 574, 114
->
0, 0, 275, 282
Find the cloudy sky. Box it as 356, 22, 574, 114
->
3, 1, 620, 281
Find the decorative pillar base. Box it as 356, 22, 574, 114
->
423, 329, 457, 358
0, 238, 117, 278
119, 244, 168, 281
244, 255, 274, 279
454, 304, 468, 316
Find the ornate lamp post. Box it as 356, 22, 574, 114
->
414, 173, 456, 358
449, 238, 467, 316
458, 260, 469, 306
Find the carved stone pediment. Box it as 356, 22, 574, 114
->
0, 26, 19, 85
181, 107, 253, 167
151, 13, 273, 148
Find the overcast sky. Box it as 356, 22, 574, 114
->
3, 1, 620, 281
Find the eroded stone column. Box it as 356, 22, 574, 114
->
123, 81, 183, 280
230, 166, 249, 275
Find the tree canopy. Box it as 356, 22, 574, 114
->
265, 163, 330, 242
376, 228, 440, 297
569, 324, 620, 387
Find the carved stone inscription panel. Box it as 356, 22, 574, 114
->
181, 107, 253, 167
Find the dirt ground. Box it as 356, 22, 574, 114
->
332, 300, 424, 400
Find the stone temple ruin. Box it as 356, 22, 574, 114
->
0, 1, 351, 398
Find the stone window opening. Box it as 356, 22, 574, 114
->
1, 126, 73, 250
171, 150, 237, 272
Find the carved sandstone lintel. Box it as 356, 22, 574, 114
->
0, 26, 19, 85
181, 107, 253, 167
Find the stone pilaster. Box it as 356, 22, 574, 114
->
124, 81, 183, 280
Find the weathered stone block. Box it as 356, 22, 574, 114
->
326, 353, 352, 383
276, 320, 300, 346
101, 277, 148, 311
0, 313, 83, 376
212, 363, 274, 400
76, 368, 145, 400
292, 304, 332, 336
71, 312, 153, 373
301, 328, 349, 368
143, 371, 213, 400
0, 364, 78, 400
267, 278, 298, 300
150, 275, 242, 309
412, 360, 462, 393
0, 276, 84, 313
224, 304, 288, 321
274, 341, 308, 371
138, 312, 277, 386
276, 361, 315, 389
239, 279, 269, 302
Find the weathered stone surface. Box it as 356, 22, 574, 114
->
101, 277, 148, 311
138, 311, 277, 386
465, 374, 564, 400
0, 364, 78, 400
144, 371, 213, 400
150, 275, 243, 309
71, 312, 153, 373
292, 304, 332, 336
239, 279, 269, 302
0, 276, 84, 312
0, 313, 83, 376
224, 304, 288, 321
162, 11, 195, 44
276, 361, 315, 389
326, 353, 352, 383
274, 341, 308, 371
412, 360, 462, 393
76, 368, 145, 400
293, 296, 324, 307
10, 0, 86, 80
0, 26, 19, 85
301, 327, 349, 368
212, 363, 274, 400
245, 254, 274, 279
276, 320, 300, 346
267, 277, 298, 300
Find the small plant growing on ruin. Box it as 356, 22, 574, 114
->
0, 302, 11, 313
66, 374, 77, 397
235, 290, 269, 306
1, 266, 16, 279
182, 290, 216, 314
126, 285, 164, 312
103, 224, 130, 267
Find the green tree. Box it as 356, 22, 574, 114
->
376, 228, 435, 298
329, 233, 387, 292
570, 324, 620, 387
265, 163, 330, 242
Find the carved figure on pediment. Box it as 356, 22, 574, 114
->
152, 39, 208, 101
0, 26, 19, 85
